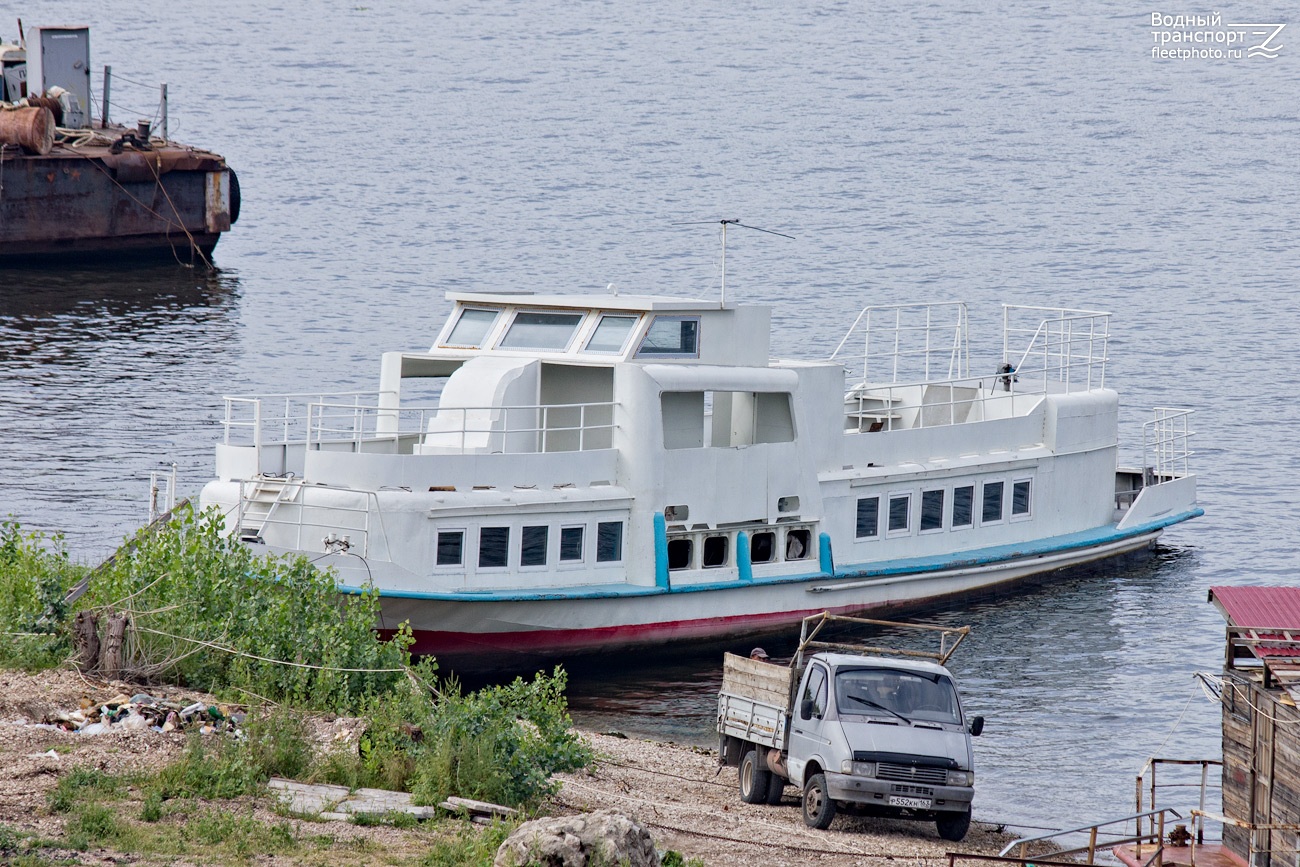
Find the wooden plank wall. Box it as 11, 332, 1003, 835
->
721, 653, 795, 710
1221, 673, 1300, 866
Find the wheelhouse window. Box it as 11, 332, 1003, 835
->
982, 481, 1004, 524
584, 314, 639, 353
952, 485, 974, 529
498, 311, 584, 350
702, 535, 729, 568
856, 497, 880, 539
920, 490, 945, 532
521, 525, 548, 567
596, 521, 623, 562
436, 530, 464, 566
559, 526, 584, 562
444, 308, 499, 348
478, 526, 510, 568
635, 316, 700, 358
750, 531, 775, 563
1012, 479, 1032, 517
888, 494, 911, 534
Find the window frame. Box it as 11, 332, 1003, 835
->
855, 496, 880, 540
441, 307, 500, 349
520, 524, 549, 569
583, 313, 640, 354
496, 309, 585, 352
559, 525, 585, 564
596, 521, 624, 563
435, 529, 466, 567
477, 526, 511, 570
981, 480, 1005, 526
702, 534, 730, 568
749, 530, 776, 564
919, 488, 946, 534
1011, 478, 1033, 521
784, 528, 813, 561
887, 492, 912, 537
951, 485, 975, 531
667, 536, 694, 571
634, 315, 701, 359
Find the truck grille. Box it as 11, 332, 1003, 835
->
877, 763, 948, 785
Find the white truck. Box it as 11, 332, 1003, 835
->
716, 613, 985, 840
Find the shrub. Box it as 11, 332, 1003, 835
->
152, 706, 313, 801
0, 520, 83, 669
411, 667, 593, 809
79, 504, 411, 712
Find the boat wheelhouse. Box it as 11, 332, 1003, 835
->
200, 292, 1200, 666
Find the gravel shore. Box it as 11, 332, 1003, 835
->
0, 669, 1015, 865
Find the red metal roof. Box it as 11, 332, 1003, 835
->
1209, 586, 1300, 629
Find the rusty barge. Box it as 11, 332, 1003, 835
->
0, 24, 239, 264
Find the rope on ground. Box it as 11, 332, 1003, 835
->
132, 625, 409, 674
597, 757, 734, 790
552, 795, 946, 859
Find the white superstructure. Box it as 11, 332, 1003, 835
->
200, 292, 1200, 665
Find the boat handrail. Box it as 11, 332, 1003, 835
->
306, 399, 619, 455
1002, 305, 1110, 392
222, 391, 396, 447
1142, 408, 1195, 480
829, 302, 971, 386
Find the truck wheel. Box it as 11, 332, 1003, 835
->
765, 773, 786, 805
936, 808, 971, 842
802, 773, 836, 829
740, 749, 771, 804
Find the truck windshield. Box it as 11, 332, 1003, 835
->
835, 668, 961, 724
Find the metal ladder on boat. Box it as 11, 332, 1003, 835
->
238, 476, 300, 543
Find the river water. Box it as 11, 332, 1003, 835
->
3, 0, 1298, 839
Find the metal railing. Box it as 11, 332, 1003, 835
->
1003, 305, 1110, 392
1000, 807, 1182, 866
830, 302, 970, 386
222, 391, 390, 447
234, 478, 390, 561
1190, 809, 1300, 867
310, 400, 618, 455
1137, 758, 1221, 847
1143, 408, 1195, 480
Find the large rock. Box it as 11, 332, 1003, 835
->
494, 809, 659, 867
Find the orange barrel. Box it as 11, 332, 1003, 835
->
0, 106, 56, 155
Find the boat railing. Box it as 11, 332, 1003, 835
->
1142, 408, 1195, 480
830, 302, 971, 386
843, 374, 1041, 433
1003, 305, 1110, 393
235, 478, 391, 562
222, 392, 393, 448
307, 399, 619, 455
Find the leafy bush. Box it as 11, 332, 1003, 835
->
80, 504, 411, 712
411, 667, 593, 809
152, 707, 313, 801
0, 520, 83, 669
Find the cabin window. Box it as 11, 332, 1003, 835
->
664, 504, 689, 522
952, 485, 974, 529
521, 525, 548, 567
559, 526, 584, 562
1012, 479, 1032, 517
982, 481, 1004, 524
920, 490, 945, 532
444, 308, 498, 348
888, 494, 911, 534
750, 531, 775, 563
667, 538, 693, 570
778, 496, 799, 513
436, 530, 464, 566
636, 316, 700, 357
702, 535, 729, 568
785, 528, 812, 560
855, 497, 880, 539
596, 521, 623, 562
585, 314, 638, 353
498, 311, 584, 350
478, 526, 510, 568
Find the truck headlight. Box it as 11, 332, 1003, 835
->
947, 770, 973, 786
851, 761, 876, 777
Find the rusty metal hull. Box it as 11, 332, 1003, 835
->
0, 142, 238, 264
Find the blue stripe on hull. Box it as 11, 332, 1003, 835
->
339, 507, 1202, 602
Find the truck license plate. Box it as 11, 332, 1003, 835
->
888, 796, 932, 809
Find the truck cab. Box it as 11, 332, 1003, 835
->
717, 613, 984, 840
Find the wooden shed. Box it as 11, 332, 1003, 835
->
1209, 586, 1300, 867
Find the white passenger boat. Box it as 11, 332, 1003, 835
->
200, 293, 1201, 666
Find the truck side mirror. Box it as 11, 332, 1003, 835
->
800, 698, 815, 720
969, 715, 984, 737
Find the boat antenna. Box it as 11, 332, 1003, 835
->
674, 219, 794, 306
